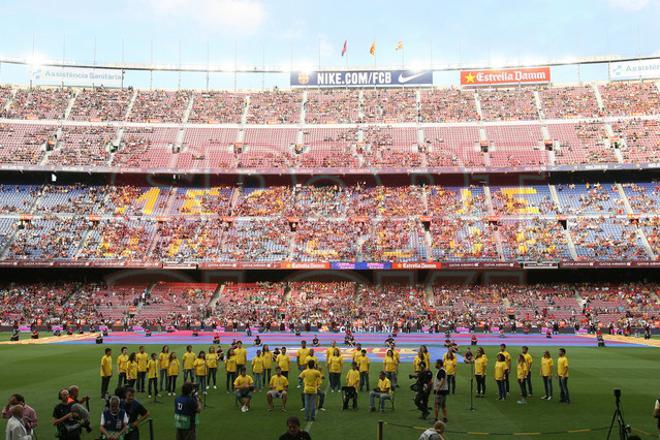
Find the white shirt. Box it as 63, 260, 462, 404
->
5, 417, 32, 440
418, 428, 445, 440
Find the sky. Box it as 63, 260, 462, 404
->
0, 0, 658, 89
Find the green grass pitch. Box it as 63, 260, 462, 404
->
0, 342, 658, 439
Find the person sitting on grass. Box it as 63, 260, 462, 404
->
267, 367, 289, 412
233, 367, 254, 413
369, 371, 392, 412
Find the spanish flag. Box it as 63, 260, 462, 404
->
395, 41, 404, 51
369, 41, 376, 56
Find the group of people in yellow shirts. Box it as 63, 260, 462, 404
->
474, 344, 570, 404
100, 339, 571, 421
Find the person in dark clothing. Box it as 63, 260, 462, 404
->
123, 387, 149, 440
52, 389, 82, 440
279, 416, 311, 440
174, 382, 202, 440
412, 362, 433, 419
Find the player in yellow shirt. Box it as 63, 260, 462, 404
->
494, 353, 507, 400
391, 342, 401, 388
234, 367, 255, 412
276, 347, 290, 378
167, 352, 180, 396
296, 341, 311, 388
369, 371, 392, 412
299, 360, 322, 422
225, 348, 238, 393
499, 344, 511, 395
413, 351, 425, 374
474, 347, 488, 398
557, 348, 570, 403
357, 350, 370, 392
206, 346, 220, 390
343, 362, 360, 410
252, 349, 265, 391
516, 354, 529, 404
193, 351, 208, 395
522, 346, 533, 397
540, 350, 554, 400
305, 349, 319, 369
146, 353, 158, 398
158, 345, 170, 393
261, 345, 273, 383
383, 349, 397, 388
266, 367, 289, 411
126, 352, 138, 388
234, 341, 247, 370
100, 348, 113, 399
326, 341, 338, 363
117, 346, 129, 388
352, 344, 363, 363
136, 346, 148, 393
182, 345, 196, 383
327, 348, 343, 392
421, 345, 431, 370
443, 350, 457, 394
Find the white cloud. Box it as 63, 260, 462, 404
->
145, 0, 266, 34
608, 0, 650, 11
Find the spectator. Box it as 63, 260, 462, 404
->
2, 395, 36, 435
278, 416, 311, 440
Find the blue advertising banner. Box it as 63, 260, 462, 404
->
291, 70, 433, 88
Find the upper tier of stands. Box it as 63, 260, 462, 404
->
0, 81, 657, 173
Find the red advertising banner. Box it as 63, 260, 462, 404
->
461, 67, 551, 86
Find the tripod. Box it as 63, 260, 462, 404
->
606, 392, 629, 440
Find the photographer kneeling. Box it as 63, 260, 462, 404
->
410, 362, 433, 419
174, 382, 202, 440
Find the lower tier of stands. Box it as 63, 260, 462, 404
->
1, 281, 657, 332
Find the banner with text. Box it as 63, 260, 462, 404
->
609, 58, 660, 81
31, 66, 123, 87
460, 66, 551, 86
290, 69, 433, 88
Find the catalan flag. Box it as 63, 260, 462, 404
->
369, 41, 376, 56
395, 41, 404, 51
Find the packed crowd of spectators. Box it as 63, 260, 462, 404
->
539, 86, 602, 119
189, 91, 246, 123
478, 88, 539, 121
128, 90, 192, 123
69, 88, 133, 121
0, 87, 72, 120
2, 280, 657, 331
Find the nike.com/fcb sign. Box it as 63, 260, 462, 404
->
460, 67, 551, 86
290, 70, 433, 88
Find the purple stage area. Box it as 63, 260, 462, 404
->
53, 331, 644, 363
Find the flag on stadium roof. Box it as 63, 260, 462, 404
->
341, 40, 348, 57
395, 41, 404, 51
369, 41, 376, 56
